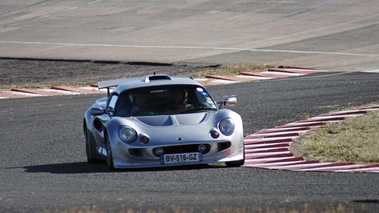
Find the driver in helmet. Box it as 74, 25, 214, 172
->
170, 89, 193, 113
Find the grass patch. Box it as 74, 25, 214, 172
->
293, 107, 379, 164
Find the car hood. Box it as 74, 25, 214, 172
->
134, 112, 210, 126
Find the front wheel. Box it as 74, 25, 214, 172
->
105, 136, 115, 170
85, 128, 100, 163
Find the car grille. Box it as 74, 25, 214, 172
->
153, 144, 211, 157
129, 142, 231, 158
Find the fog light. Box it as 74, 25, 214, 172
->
155, 147, 164, 156
198, 144, 206, 152
210, 130, 219, 139
140, 136, 149, 144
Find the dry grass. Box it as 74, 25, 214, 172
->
293, 107, 379, 163
185, 64, 273, 78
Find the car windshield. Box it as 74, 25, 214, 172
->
115, 85, 218, 116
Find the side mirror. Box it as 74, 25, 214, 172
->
218, 97, 237, 108
90, 107, 106, 115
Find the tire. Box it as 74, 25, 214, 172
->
105, 136, 115, 170
85, 128, 98, 163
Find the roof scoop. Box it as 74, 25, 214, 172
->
140, 74, 172, 83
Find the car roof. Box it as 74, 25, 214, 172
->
98, 74, 203, 95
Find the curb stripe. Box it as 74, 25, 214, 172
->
279, 121, 326, 128
11, 88, 66, 96
50, 86, 103, 94
0, 91, 32, 98
239, 71, 292, 79
249, 132, 302, 138
252, 160, 306, 167
205, 75, 260, 82
244, 138, 294, 145
245, 142, 291, 149
266, 162, 336, 171
246, 147, 289, 153
300, 164, 379, 172
246, 152, 293, 159
258, 126, 311, 133
245, 156, 300, 164
259, 157, 305, 163
267, 67, 319, 75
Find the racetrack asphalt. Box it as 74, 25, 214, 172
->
1, 65, 379, 213
2, 1, 379, 212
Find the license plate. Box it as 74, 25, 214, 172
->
161, 152, 202, 165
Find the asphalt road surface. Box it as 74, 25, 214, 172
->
1, 0, 379, 212
1, 70, 379, 212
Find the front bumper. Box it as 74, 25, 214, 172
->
110, 141, 244, 169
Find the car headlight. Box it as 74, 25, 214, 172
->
218, 118, 235, 136
119, 126, 137, 143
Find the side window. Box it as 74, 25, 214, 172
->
116, 92, 133, 117
107, 95, 118, 115
195, 87, 217, 108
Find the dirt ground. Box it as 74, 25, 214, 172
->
0, 58, 220, 89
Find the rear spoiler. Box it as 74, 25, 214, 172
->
97, 78, 129, 97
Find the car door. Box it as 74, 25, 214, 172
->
93, 94, 118, 148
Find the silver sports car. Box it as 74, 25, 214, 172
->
83, 74, 244, 169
